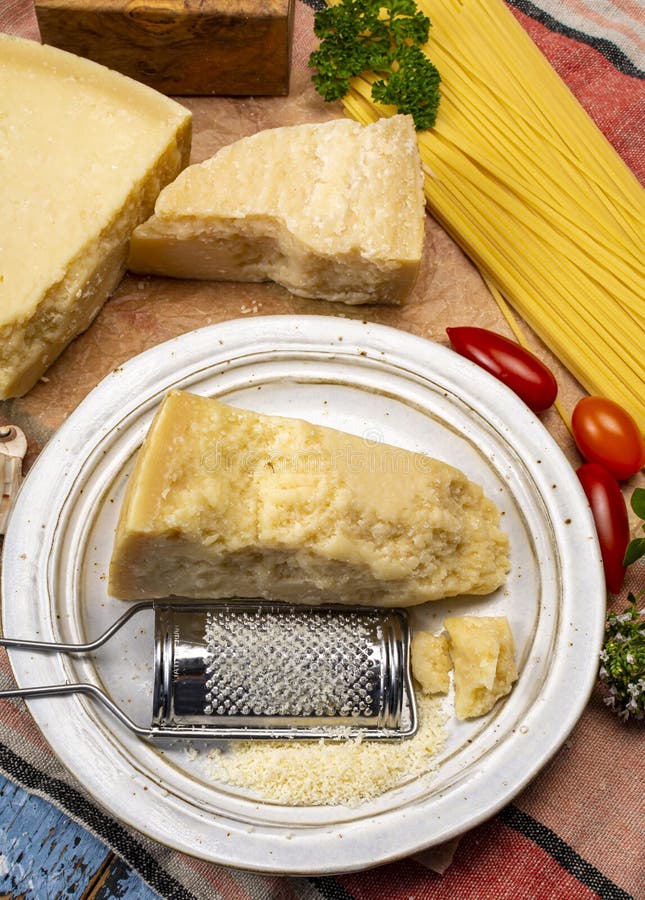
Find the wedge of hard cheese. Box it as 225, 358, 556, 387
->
127, 116, 425, 305
0, 35, 192, 398
109, 391, 510, 605
445, 616, 518, 719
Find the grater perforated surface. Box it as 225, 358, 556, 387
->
203, 606, 386, 721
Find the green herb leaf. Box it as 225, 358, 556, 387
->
624, 486, 645, 567
624, 537, 645, 567
630, 486, 645, 520
309, 0, 441, 131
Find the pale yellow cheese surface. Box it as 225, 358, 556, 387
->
128, 116, 425, 305
411, 632, 452, 694
445, 616, 518, 719
0, 35, 192, 397
109, 390, 510, 605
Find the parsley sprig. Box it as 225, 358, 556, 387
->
309, 0, 441, 131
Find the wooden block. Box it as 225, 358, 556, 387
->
34, 0, 294, 96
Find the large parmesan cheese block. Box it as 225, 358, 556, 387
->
0, 35, 192, 398
127, 116, 425, 305
109, 391, 510, 605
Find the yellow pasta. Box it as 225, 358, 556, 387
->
339, 0, 645, 431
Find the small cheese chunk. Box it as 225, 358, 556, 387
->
109, 391, 510, 605
128, 116, 425, 305
445, 616, 518, 719
411, 632, 452, 695
0, 35, 192, 398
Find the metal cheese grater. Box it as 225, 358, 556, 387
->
0, 601, 418, 740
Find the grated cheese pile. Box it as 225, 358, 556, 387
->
205, 694, 447, 807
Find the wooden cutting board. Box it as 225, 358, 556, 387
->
35, 0, 294, 95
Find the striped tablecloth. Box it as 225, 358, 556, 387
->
1, 2, 643, 898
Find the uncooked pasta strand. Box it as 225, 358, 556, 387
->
338, 0, 645, 430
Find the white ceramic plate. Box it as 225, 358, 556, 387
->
2, 315, 605, 874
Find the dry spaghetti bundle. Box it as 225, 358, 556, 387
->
341, 0, 645, 431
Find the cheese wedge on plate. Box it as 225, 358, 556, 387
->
445, 616, 519, 719
109, 391, 510, 606
128, 116, 425, 305
0, 35, 192, 398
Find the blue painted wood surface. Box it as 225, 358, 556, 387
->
0, 772, 160, 899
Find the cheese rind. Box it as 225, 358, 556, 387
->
0, 35, 192, 398
445, 616, 518, 719
127, 116, 425, 305
109, 391, 510, 605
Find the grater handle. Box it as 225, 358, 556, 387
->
0, 602, 157, 737
0, 682, 153, 737
0, 601, 154, 653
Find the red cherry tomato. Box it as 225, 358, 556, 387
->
572, 396, 645, 481
577, 463, 629, 593
446, 327, 558, 413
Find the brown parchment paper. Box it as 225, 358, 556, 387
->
0, 67, 583, 473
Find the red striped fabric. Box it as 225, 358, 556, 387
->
507, 4, 645, 182
340, 821, 606, 900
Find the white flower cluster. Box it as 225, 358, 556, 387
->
598, 605, 645, 722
